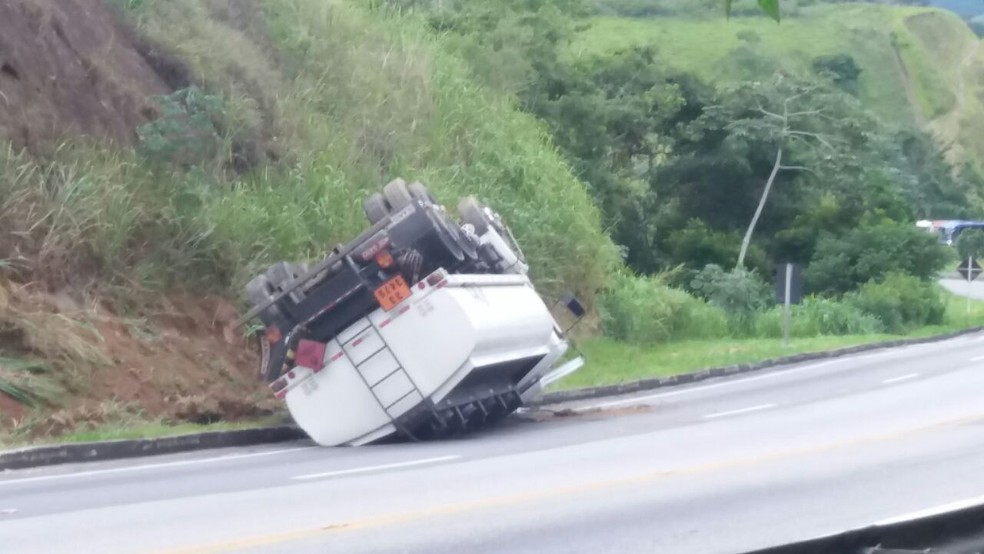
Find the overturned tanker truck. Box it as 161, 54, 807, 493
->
239, 179, 586, 446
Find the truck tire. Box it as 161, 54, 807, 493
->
426, 209, 465, 262
265, 262, 309, 304
459, 197, 527, 264
245, 275, 284, 320
408, 181, 437, 206
363, 193, 389, 224
457, 196, 491, 236
383, 178, 414, 212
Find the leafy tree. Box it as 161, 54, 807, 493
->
956, 228, 984, 261
805, 219, 948, 296
697, 73, 877, 268
812, 54, 862, 95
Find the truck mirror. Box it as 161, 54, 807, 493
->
561, 293, 586, 318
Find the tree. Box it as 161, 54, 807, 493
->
707, 74, 858, 269
805, 219, 948, 296
956, 228, 984, 261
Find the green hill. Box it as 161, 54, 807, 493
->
572, 4, 984, 176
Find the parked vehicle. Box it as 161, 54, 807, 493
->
239, 179, 585, 445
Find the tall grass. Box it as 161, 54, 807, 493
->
102, 0, 619, 301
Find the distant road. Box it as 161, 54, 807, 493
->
2, 334, 984, 553
940, 276, 984, 300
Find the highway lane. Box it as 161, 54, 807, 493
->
2, 333, 984, 553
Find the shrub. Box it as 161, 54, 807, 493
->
750, 296, 884, 338
599, 273, 729, 345
137, 87, 226, 169
805, 220, 948, 296
846, 273, 946, 333
689, 264, 772, 328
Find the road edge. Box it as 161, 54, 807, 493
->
4, 325, 983, 471
0, 425, 308, 471
530, 325, 984, 406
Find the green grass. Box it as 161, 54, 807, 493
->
556, 290, 984, 390
104, 0, 620, 303
0, 416, 287, 449
54, 417, 285, 444
571, 5, 974, 133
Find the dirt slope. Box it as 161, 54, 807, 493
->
0, 0, 179, 150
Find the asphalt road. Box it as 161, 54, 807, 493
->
940, 276, 984, 300
3, 334, 984, 554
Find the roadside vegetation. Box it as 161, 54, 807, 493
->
3, 0, 984, 443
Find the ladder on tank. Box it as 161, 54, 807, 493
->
336, 316, 428, 440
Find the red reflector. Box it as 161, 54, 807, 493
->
379, 319, 391, 328
398, 305, 411, 315
331, 352, 344, 361
264, 326, 282, 343
269, 377, 288, 392
426, 272, 446, 286
287, 370, 296, 379
375, 249, 395, 268
417, 282, 426, 290
296, 339, 327, 369
352, 338, 363, 347
275, 390, 286, 400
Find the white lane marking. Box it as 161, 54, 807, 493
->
702, 404, 777, 420
970, 354, 984, 361
0, 446, 317, 487
882, 373, 920, 384
0, 508, 17, 515
874, 494, 984, 526
292, 455, 461, 481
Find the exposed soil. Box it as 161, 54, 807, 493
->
0, 283, 278, 439
0, 0, 176, 150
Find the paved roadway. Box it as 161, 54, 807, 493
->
2, 334, 984, 553
940, 277, 984, 300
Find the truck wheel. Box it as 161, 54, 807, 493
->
383, 178, 414, 212
266, 262, 309, 304
245, 275, 285, 320
408, 181, 437, 205
364, 193, 389, 224
426, 209, 465, 262
457, 196, 490, 236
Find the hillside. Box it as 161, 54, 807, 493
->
572, 4, 984, 184
0, 0, 617, 443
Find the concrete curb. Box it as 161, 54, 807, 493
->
5, 325, 984, 472
530, 325, 984, 406
0, 425, 307, 471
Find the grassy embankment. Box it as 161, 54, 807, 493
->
562, 291, 984, 390
573, 4, 984, 182
0, 0, 618, 445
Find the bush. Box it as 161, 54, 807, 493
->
689, 264, 772, 327
805, 220, 948, 296
137, 87, 226, 169
750, 296, 884, 338
846, 273, 946, 333
599, 273, 729, 345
